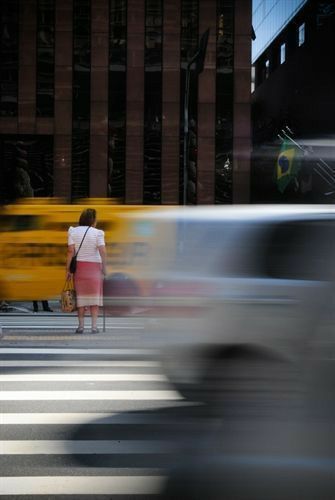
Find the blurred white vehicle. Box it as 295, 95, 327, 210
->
127, 205, 335, 406
125, 206, 335, 499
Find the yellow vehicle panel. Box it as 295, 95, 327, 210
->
0, 199, 159, 301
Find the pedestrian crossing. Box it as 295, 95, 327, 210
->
0, 476, 167, 496
0, 315, 146, 331
0, 346, 197, 498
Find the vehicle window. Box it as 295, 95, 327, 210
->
174, 220, 230, 275
46, 222, 73, 231
263, 220, 334, 280
0, 215, 40, 231
218, 222, 266, 277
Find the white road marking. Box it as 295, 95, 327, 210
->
0, 373, 167, 382
1, 325, 144, 330
0, 347, 156, 355
1, 335, 144, 341
0, 360, 160, 367
1, 336, 95, 341
0, 390, 182, 401
0, 440, 176, 454
0, 317, 145, 323
0, 412, 190, 425
0, 476, 166, 495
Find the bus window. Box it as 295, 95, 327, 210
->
0, 215, 40, 231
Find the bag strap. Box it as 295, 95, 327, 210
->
63, 276, 74, 292
74, 226, 90, 258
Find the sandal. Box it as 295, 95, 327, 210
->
75, 327, 84, 334
91, 328, 99, 334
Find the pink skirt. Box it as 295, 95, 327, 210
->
74, 261, 103, 307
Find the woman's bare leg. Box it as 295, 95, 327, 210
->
90, 305, 99, 330
77, 307, 85, 329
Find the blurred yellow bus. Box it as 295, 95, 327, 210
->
0, 199, 160, 302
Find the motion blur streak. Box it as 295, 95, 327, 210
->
3, 202, 335, 498
0, 198, 156, 302
122, 205, 335, 499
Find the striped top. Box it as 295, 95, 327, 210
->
68, 226, 105, 263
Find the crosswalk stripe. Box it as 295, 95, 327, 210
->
0, 349, 176, 497
0, 348, 155, 355
0, 412, 192, 425
0, 373, 167, 382
1, 332, 134, 343
1, 325, 144, 330
0, 318, 145, 324
0, 476, 166, 495
0, 390, 182, 400
0, 360, 160, 367
0, 440, 176, 454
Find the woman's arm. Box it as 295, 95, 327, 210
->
66, 244, 75, 279
98, 245, 107, 276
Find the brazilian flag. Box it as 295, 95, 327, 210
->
276, 140, 301, 193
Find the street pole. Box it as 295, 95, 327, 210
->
183, 29, 210, 206
183, 62, 191, 206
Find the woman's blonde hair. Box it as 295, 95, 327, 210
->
79, 208, 96, 226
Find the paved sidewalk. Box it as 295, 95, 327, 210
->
0, 329, 121, 344
0, 322, 152, 349
0, 300, 61, 314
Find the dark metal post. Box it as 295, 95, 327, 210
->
183, 63, 191, 205
182, 29, 209, 206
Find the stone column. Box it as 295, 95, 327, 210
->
54, 0, 73, 200
18, 0, 36, 134
125, 0, 145, 204
233, 0, 251, 203
197, 0, 217, 204
161, 0, 181, 204
90, 0, 109, 197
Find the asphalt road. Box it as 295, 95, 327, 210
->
3, 314, 335, 499
0, 313, 205, 499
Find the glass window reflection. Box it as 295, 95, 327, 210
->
72, 0, 91, 200
180, 0, 199, 204
0, 135, 53, 198
143, 0, 163, 204
298, 22, 305, 46
0, 0, 18, 117
36, 0, 55, 117
280, 42, 286, 64
215, 0, 234, 204
108, 0, 127, 201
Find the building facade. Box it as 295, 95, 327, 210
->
252, 0, 307, 62
0, 0, 252, 204
251, 0, 335, 203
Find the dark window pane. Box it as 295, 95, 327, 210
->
264, 222, 332, 281
72, 124, 90, 200
180, 0, 199, 204
143, 0, 163, 204
0, 135, 53, 200
72, 0, 91, 200
108, 0, 127, 201
215, 0, 234, 204
36, 0, 55, 117
0, 0, 18, 117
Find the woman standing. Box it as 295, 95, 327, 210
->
66, 208, 106, 333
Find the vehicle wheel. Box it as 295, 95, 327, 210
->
103, 273, 139, 316
201, 345, 296, 418
160, 349, 205, 403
